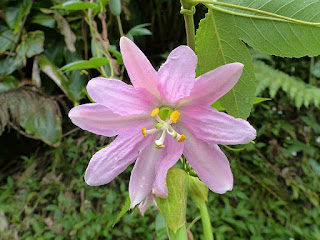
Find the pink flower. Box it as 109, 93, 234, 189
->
69, 37, 256, 208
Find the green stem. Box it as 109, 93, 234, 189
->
180, 0, 196, 51
116, 15, 124, 36
167, 225, 188, 240
199, 200, 213, 240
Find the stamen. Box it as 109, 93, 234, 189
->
155, 130, 167, 147
155, 145, 165, 149
150, 108, 159, 117
170, 110, 180, 124
147, 107, 186, 146
142, 127, 147, 137
141, 127, 160, 137
167, 126, 178, 138
177, 134, 186, 142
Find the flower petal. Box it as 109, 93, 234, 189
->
153, 136, 184, 198
129, 138, 162, 208
157, 46, 197, 104
179, 63, 243, 107
87, 78, 158, 116
179, 105, 256, 145
84, 121, 154, 186
69, 103, 149, 137
120, 37, 160, 97
138, 193, 154, 216
180, 126, 233, 194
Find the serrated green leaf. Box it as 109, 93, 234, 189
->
156, 167, 189, 234
108, 0, 121, 16
112, 196, 131, 227
61, 57, 109, 72
212, 0, 320, 57
195, 9, 256, 119
52, 0, 98, 10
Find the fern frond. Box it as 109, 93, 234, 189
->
254, 61, 320, 109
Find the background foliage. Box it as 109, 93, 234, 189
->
1, 0, 320, 239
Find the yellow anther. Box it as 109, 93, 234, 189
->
142, 127, 147, 137
155, 144, 165, 149
177, 134, 186, 142
150, 108, 160, 117
213, 133, 217, 136
170, 110, 180, 123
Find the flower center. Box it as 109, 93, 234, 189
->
142, 107, 186, 149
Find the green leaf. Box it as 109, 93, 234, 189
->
61, 57, 109, 72
0, 88, 61, 146
0, 76, 19, 92
108, 0, 122, 16
212, 0, 320, 57
212, 97, 269, 111
52, 0, 98, 10
211, 101, 225, 111
254, 61, 320, 108
0, 56, 23, 75
195, 9, 256, 119
156, 167, 189, 234
126, 23, 152, 41
112, 196, 131, 227
309, 159, 320, 177
38, 55, 77, 102
5, 0, 33, 33
107, 45, 123, 65
22, 31, 45, 58
0, 28, 15, 52
253, 97, 271, 105
189, 176, 208, 207
31, 14, 56, 28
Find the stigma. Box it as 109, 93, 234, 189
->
142, 107, 186, 148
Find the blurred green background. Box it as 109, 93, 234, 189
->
0, 0, 320, 239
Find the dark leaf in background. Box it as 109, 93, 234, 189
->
0, 76, 19, 92
0, 88, 62, 146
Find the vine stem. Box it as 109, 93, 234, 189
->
198, 200, 214, 240
180, 0, 196, 51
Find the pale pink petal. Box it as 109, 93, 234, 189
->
153, 136, 184, 198
157, 46, 197, 104
138, 193, 154, 216
178, 63, 243, 107
179, 105, 256, 145
120, 37, 160, 97
180, 126, 233, 194
87, 78, 158, 116
84, 121, 154, 186
129, 136, 162, 208
69, 103, 149, 137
